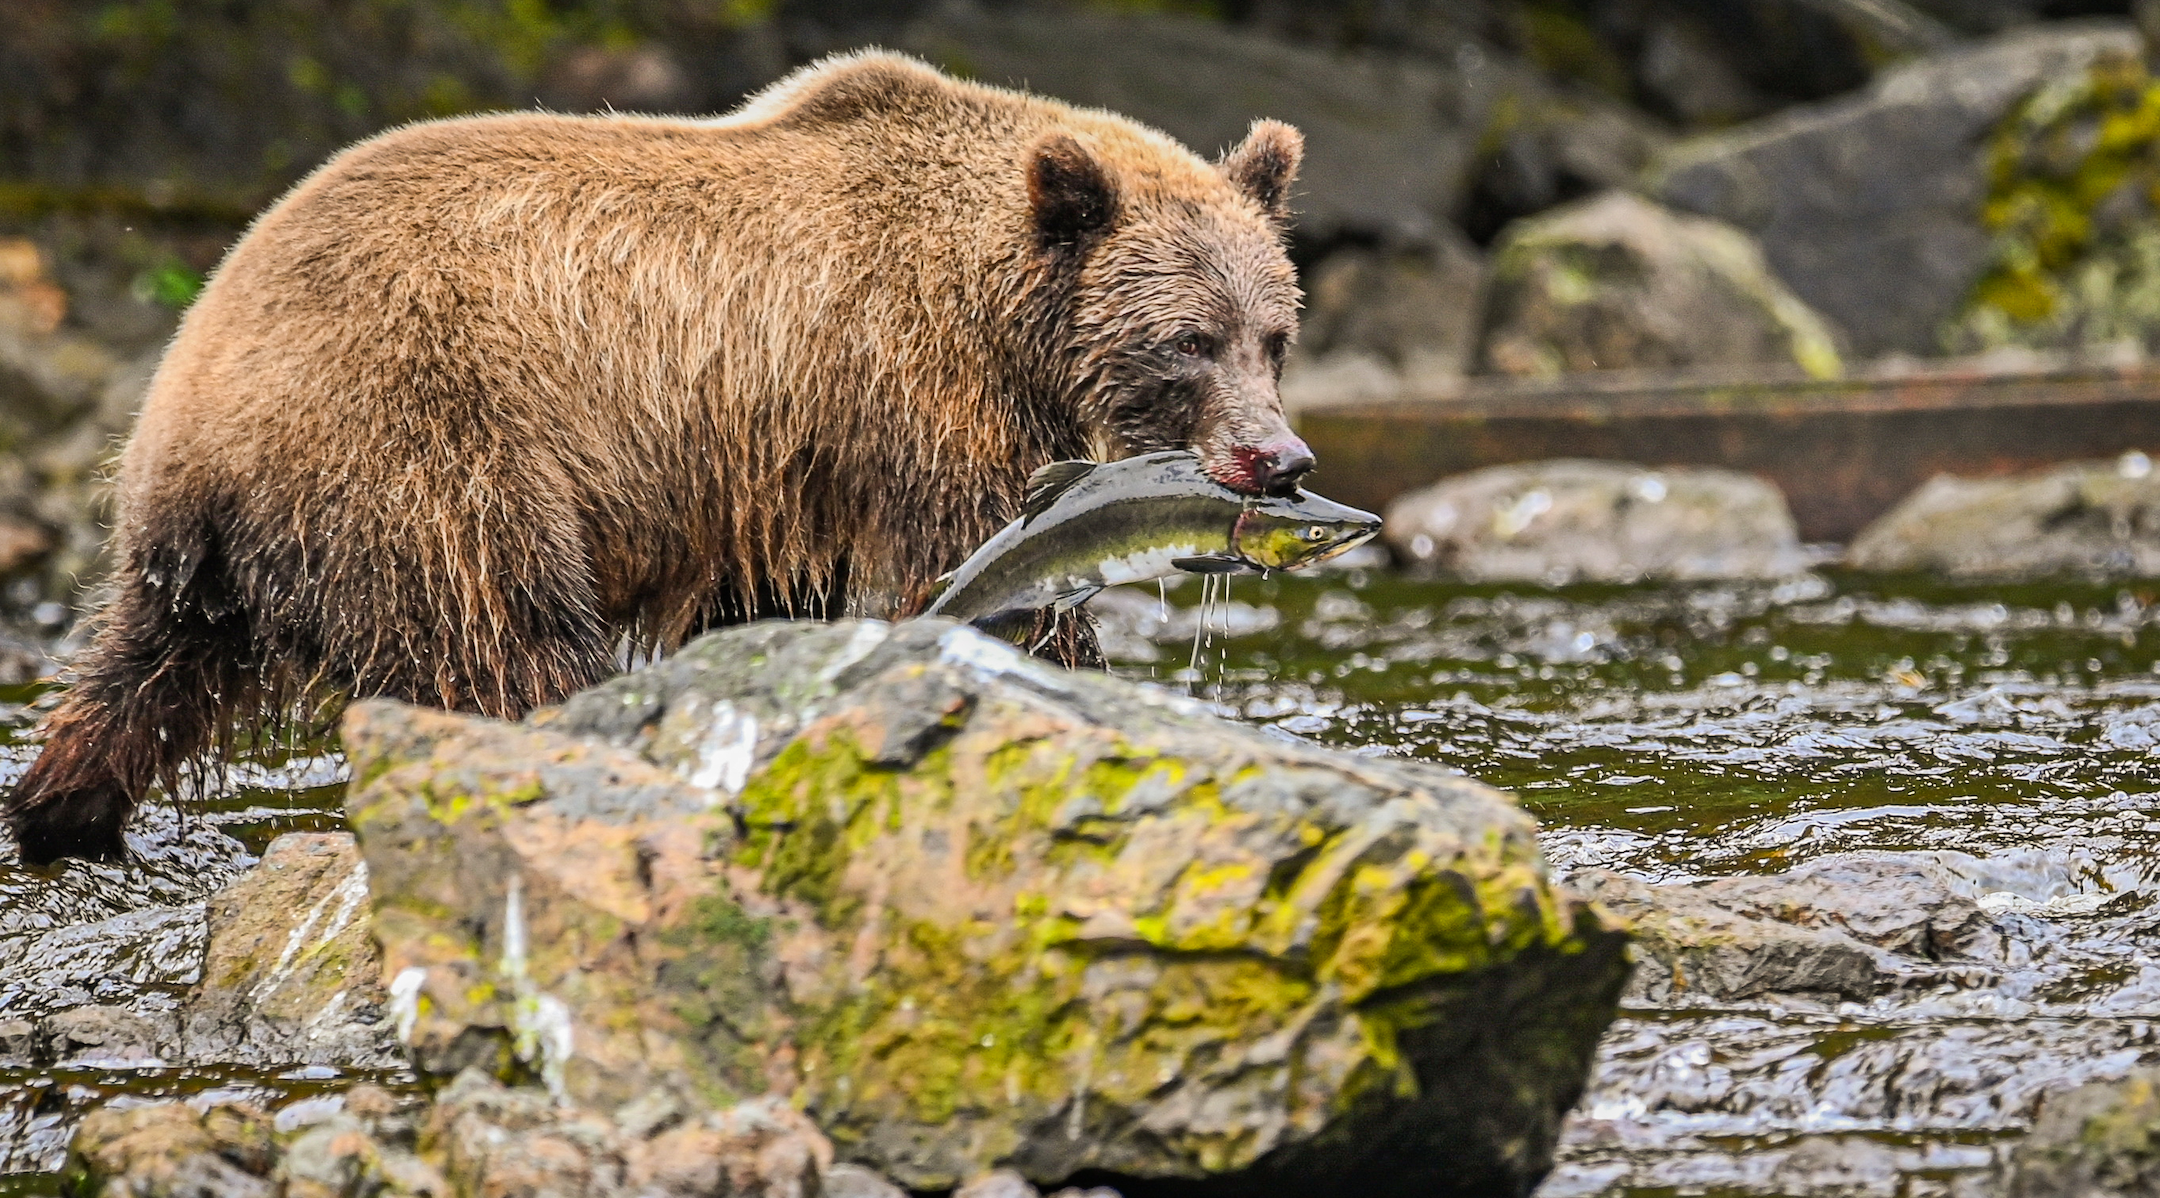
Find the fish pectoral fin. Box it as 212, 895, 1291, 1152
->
1022, 459, 1098, 525
969, 609, 1038, 644
1052, 586, 1103, 614
1172, 554, 1253, 575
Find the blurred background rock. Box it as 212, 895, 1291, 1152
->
6, 0, 2160, 619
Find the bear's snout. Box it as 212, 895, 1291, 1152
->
1220, 438, 1315, 497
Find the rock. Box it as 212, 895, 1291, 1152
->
2009, 1068, 2160, 1197
343, 618, 1629, 1195
60, 1074, 827, 1198
824, 1163, 910, 1198
178, 831, 398, 1068
1574, 853, 1997, 1005
0, 1017, 35, 1065
62, 1100, 276, 1198
1386, 459, 1808, 584
1849, 454, 2160, 578
1651, 21, 2143, 357
1945, 45, 2160, 357
1477, 191, 1845, 378
42, 1005, 176, 1067
956, 1170, 1042, 1198
1282, 231, 1487, 410
418, 1070, 828, 1198
900, 6, 1664, 245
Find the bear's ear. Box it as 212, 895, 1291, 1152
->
1220, 120, 1302, 223
1029, 134, 1118, 253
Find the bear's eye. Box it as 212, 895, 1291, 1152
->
1173, 333, 1209, 359
1265, 332, 1289, 365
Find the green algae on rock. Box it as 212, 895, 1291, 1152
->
340, 618, 1628, 1196
1950, 45, 2160, 356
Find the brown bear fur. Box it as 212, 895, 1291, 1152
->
3, 50, 1310, 864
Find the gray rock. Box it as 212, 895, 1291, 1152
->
900, 6, 1663, 245
1281, 231, 1487, 410
1478, 190, 1845, 378
1651, 21, 2142, 357
824, 1164, 909, 1198
1850, 454, 2160, 578
1575, 853, 1998, 1005
1386, 459, 1808, 584
42, 1005, 177, 1067
0, 1018, 34, 1066
344, 618, 1629, 1195
955, 1170, 1041, 1198
2009, 1068, 2160, 1197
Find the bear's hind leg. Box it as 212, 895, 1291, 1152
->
5, 570, 257, 865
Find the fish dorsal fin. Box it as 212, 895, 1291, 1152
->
1022, 459, 1097, 526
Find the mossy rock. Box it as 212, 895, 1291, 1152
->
1951, 45, 2160, 355
343, 618, 1628, 1196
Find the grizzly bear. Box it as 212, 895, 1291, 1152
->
3, 50, 1315, 864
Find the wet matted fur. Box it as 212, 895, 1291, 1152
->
4, 50, 1308, 863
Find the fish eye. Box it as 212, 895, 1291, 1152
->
1303, 525, 1328, 541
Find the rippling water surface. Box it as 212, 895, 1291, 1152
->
1100, 565, 2160, 1196
5, 567, 2160, 1194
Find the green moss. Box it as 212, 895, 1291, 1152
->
1952, 50, 2160, 352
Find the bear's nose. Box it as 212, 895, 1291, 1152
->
1251, 439, 1315, 497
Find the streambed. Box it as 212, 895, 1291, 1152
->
2, 566, 2158, 1195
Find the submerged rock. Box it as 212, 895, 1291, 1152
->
1478, 191, 1845, 379
1849, 454, 2160, 578
1574, 853, 1998, 1005
1385, 459, 1808, 584
1651, 21, 2142, 357
341, 618, 1629, 1195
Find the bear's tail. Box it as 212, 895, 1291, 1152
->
5, 526, 256, 866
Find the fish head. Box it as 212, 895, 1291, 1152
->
1232, 491, 1383, 571
1038, 124, 1315, 499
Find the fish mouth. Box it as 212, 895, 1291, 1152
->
1299, 526, 1380, 567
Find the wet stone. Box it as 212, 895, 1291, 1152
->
344, 617, 1628, 1195
178, 831, 395, 1068
1386, 459, 1810, 584
1850, 455, 2160, 579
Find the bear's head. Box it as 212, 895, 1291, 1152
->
1030, 119, 1314, 497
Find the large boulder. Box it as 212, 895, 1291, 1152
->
1649, 21, 2142, 358
1849, 454, 2160, 578
900, 6, 1665, 246
1944, 46, 2160, 356
1477, 190, 1845, 378
342, 618, 1629, 1196
1385, 459, 1809, 584
2009, 1069, 2160, 1198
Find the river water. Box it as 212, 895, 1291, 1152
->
4, 565, 2160, 1194
1102, 563, 2160, 1196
